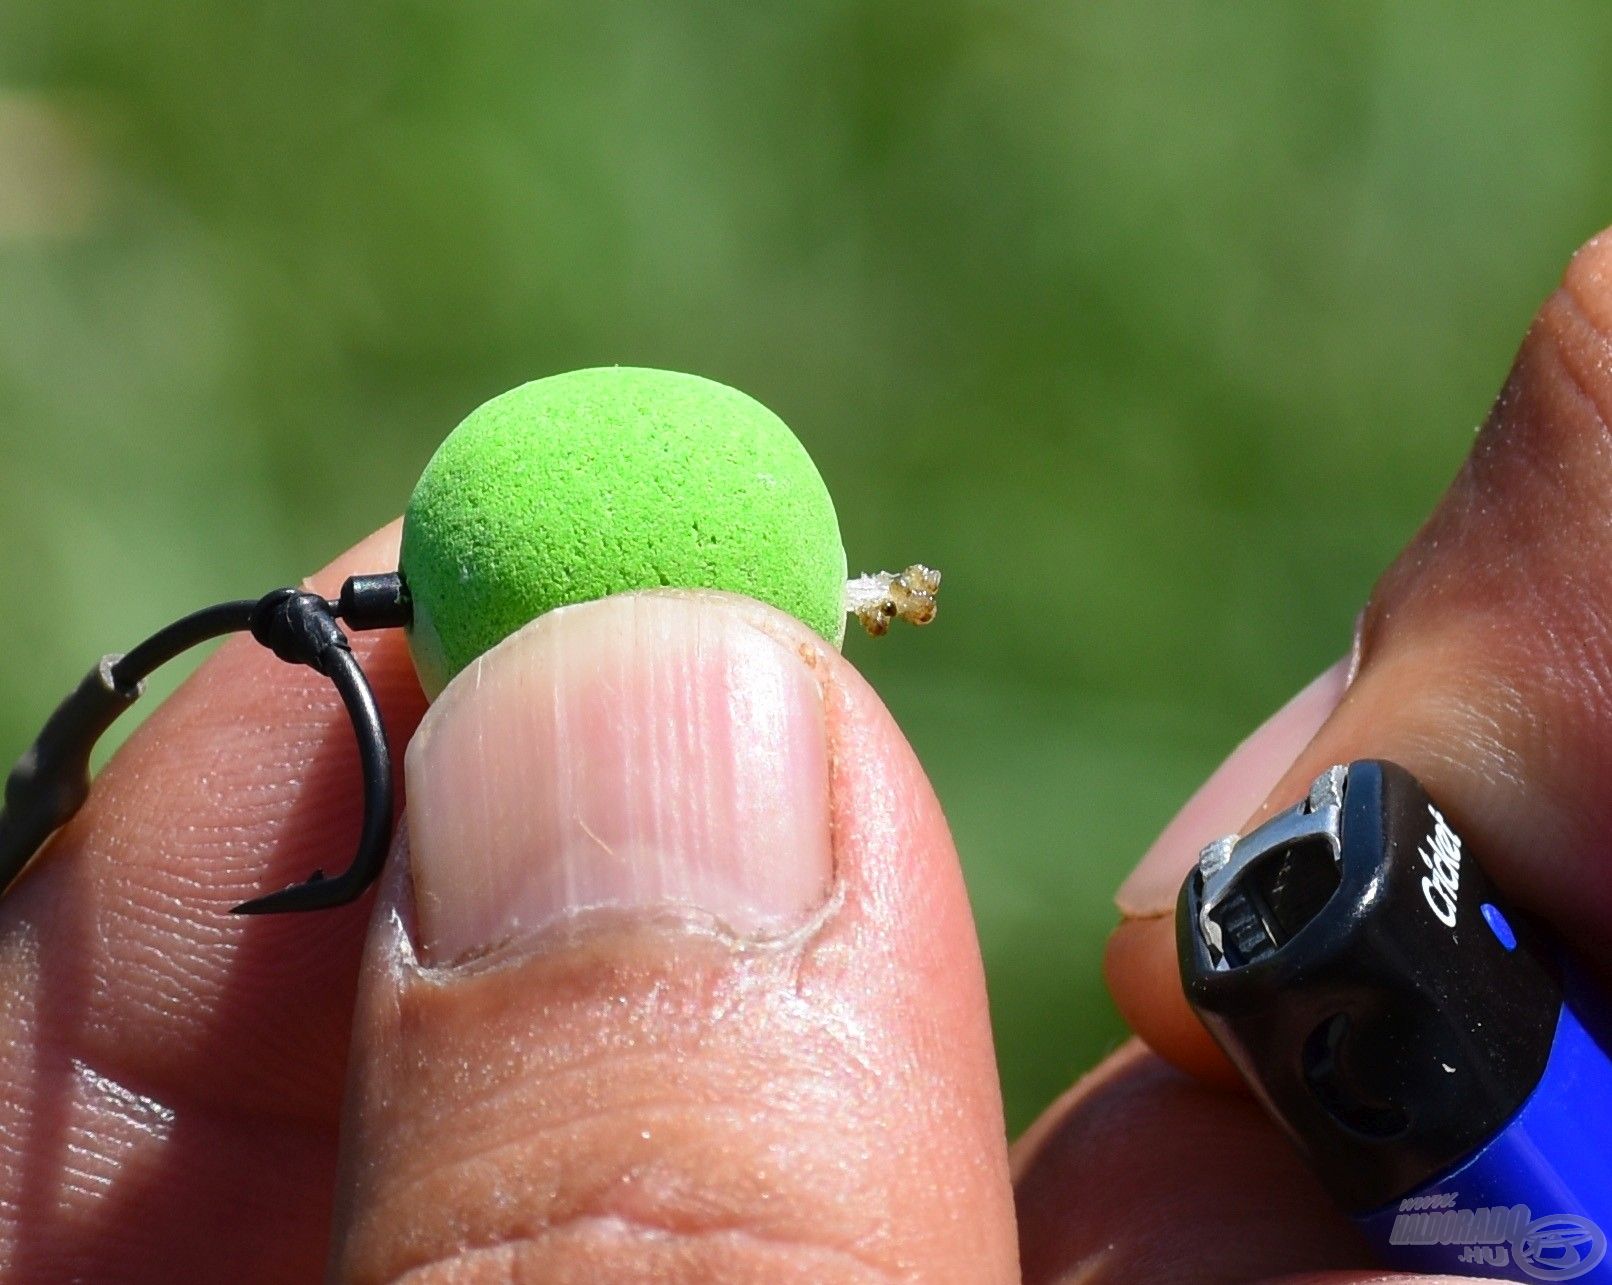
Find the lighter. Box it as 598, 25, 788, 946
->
1178, 759, 1612, 1282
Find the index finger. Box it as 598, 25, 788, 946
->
0, 521, 426, 1282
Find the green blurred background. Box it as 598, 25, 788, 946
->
2, 2, 1610, 1134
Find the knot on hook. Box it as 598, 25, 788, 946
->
249, 589, 351, 675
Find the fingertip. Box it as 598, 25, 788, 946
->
302, 518, 404, 597
1116, 658, 1350, 920
1104, 915, 1242, 1090
1562, 222, 1612, 314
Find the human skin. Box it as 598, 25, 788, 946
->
5, 228, 1612, 1283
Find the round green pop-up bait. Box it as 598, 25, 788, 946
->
400, 366, 851, 698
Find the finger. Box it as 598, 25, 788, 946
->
1012, 1041, 1369, 1285
1110, 225, 1612, 1076
330, 591, 1018, 1283
1012, 1046, 1486, 1284
1107, 660, 1350, 1085
0, 522, 426, 1282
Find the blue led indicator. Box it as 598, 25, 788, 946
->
1482, 901, 1518, 952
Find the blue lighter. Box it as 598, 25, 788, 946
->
1178, 759, 1612, 1282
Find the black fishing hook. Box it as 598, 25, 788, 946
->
0, 572, 411, 915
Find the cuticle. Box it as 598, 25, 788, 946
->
404, 880, 847, 980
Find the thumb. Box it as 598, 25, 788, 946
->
328, 591, 1017, 1283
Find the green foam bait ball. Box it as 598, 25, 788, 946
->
400, 366, 848, 698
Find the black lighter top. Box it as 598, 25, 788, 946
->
1178, 759, 1561, 1213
